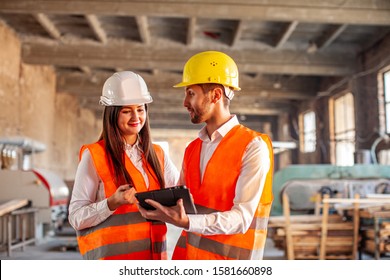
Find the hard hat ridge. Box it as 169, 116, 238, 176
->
100, 71, 153, 106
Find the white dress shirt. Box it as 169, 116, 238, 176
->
181, 115, 271, 235
68, 143, 180, 230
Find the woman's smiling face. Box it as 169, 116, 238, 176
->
117, 104, 146, 143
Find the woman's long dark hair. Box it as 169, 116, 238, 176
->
98, 104, 165, 189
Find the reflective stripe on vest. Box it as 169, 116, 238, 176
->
172, 125, 273, 260
77, 140, 167, 260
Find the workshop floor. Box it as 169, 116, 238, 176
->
0, 223, 286, 260
0, 223, 383, 260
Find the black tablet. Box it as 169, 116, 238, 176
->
135, 185, 197, 214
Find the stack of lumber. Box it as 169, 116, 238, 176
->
267, 193, 360, 260
268, 215, 345, 250
269, 214, 355, 260
360, 206, 390, 257
268, 214, 357, 259
363, 222, 390, 255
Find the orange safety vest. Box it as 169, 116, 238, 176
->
172, 125, 273, 260
76, 140, 168, 260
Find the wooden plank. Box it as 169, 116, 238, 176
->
364, 240, 389, 253
324, 254, 353, 260
0, 199, 29, 216
277, 229, 321, 236
269, 214, 344, 226
293, 236, 353, 244
319, 194, 330, 260
352, 193, 360, 259
366, 194, 390, 199
363, 228, 390, 239
323, 198, 390, 204
293, 246, 318, 253
277, 228, 354, 237
292, 236, 321, 244
314, 193, 321, 216
283, 193, 294, 260
290, 223, 354, 230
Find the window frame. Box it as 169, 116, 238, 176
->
378, 66, 390, 135
299, 110, 316, 153
329, 92, 356, 166
383, 69, 390, 134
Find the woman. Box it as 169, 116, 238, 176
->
68, 71, 179, 260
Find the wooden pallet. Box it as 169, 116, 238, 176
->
268, 193, 360, 260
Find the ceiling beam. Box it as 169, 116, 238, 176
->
230, 20, 243, 47
32, 13, 61, 39
186, 17, 196, 46
34, 13, 93, 74
274, 21, 299, 49
1, 0, 389, 25
22, 42, 356, 76
135, 16, 151, 45
59, 81, 316, 101
56, 71, 318, 100
85, 14, 107, 44
317, 24, 348, 50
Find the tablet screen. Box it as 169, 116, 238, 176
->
135, 185, 197, 214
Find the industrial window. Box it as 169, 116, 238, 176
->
299, 111, 316, 153
333, 92, 355, 166
384, 70, 390, 134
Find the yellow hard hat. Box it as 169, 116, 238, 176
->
174, 51, 241, 91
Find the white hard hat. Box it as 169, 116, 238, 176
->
100, 71, 153, 106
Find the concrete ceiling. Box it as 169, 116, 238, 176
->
1, 0, 390, 132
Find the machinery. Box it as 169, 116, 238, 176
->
271, 164, 390, 216
0, 137, 70, 239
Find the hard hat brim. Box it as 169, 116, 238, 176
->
100, 96, 153, 106
173, 81, 241, 91
173, 81, 191, 88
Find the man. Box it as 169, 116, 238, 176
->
138, 51, 274, 260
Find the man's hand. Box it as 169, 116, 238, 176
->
138, 198, 190, 229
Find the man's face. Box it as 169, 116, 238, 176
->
183, 85, 212, 124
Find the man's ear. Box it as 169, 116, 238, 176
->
211, 87, 223, 103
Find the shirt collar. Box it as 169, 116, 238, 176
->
124, 137, 140, 152
198, 115, 239, 142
